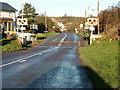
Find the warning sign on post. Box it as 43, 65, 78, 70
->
89, 26, 95, 31
86, 17, 99, 26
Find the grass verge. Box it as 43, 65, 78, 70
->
1, 32, 58, 54
1, 40, 23, 54
37, 32, 58, 40
78, 33, 89, 37
78, 33, 90, 45
79, 40, 119, 88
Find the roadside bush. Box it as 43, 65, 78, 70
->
105, 29, 118, 40
2, 33, 7, 39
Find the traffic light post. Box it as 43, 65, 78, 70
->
17, 4, 28, 33
85, 17, 99, 45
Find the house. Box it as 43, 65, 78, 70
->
57, 22, 65, 32
0, 2, 17, 34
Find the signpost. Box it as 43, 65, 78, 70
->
89, 26, 95, 45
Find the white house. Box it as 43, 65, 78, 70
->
0, 2, 17, 34
57, 22, 65, 32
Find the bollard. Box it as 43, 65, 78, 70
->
22, 36, 27, 46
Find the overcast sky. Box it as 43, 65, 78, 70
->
2, 0, 119, 17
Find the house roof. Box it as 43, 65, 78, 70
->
0, 2, 17, 11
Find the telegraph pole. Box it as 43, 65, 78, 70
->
22, 4, 24, 20
88, 6, 90, 18
21, 4, 24, 33
85, 10, 87, 18
97, 0, 100, 34
84, 10, 87, 30
45, 11, 47, 32
97, 0, 100, 16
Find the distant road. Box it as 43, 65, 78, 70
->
2, 32, 93, 88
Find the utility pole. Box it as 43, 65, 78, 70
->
21, 4, 24, 33
84, 10, 87, 30
97, 0, 100, 34
97, 0, 100, 16
22, 4, 24, 20
88, 6, 90, 18
85, 10, 87, 18
45, 11, 47, 32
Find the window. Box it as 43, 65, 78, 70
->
0, 11, 1, 16
9, 12, 14, 17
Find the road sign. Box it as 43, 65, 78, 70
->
20, 26, 26, 30
80, 24, 83, 28
89, 26, 95, 31
30, 24, 38, 30
17, 18, 28, 25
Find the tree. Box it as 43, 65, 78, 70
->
34, 16, 60, 33
18, 3, 38, 18
99, 5, 119, 40
99, 5, 119, 32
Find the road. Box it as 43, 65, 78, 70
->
1, 32, 93, 88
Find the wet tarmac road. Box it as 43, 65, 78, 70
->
2, 33, 93, 88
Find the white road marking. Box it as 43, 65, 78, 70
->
38, 53, 42, 55
19, 60, 27, 63
53, 38, 58, 41
0, 34, 67, 68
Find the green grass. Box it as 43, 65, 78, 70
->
79, 40, 119, 88
78, 33, 89, 37
1, 40, 23, 54
37, 32, 58, 38
37, 32, 58, 41
78, 33, 90, 45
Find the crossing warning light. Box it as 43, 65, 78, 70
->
86, 17, 99, 26
17, 18, 28, 25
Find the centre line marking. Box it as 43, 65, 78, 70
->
0, 34, 67, 68
39, 53, 43, 55
19, 60, 27, 63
